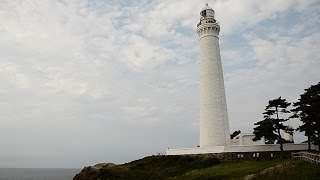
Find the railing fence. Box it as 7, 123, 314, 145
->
292, 151, 320, 164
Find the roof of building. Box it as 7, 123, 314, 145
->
201, 3, 213, 11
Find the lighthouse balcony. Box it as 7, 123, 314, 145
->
197, 19, 219, 27
197, 23, 220, 37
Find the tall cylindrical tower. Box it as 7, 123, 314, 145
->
197, 3, 230, 147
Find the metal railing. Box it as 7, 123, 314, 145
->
292, 151, 320, 164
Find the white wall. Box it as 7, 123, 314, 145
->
166, 143, 315, 155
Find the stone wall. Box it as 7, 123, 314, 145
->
166, 143, 316, 156
190, 151, 295, 160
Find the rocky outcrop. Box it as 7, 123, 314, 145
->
73, 163, 115, 180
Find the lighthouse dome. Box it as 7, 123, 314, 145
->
202, 3, 213, 11
200, 3, 215, 19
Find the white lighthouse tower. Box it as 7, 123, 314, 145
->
166, 3, 312, 155
197, 3, 230, 147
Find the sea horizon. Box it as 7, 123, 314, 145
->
0, 168, 81, 180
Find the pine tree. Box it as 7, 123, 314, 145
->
253, 97, 293, 157
292, 82, 320, 151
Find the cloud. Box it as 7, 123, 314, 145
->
214, 0, 318, 35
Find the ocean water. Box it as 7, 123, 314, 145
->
0, 168, 80, 180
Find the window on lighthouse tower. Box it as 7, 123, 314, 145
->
206, 9, 215, 18
200, 10, 206, 17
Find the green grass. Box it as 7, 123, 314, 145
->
92, 156, 320, 180
179, 159, 284, 180
98, 155, 220, 180
252, 161, 320, 180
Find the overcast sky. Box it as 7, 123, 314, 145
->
0, 0, 319, 168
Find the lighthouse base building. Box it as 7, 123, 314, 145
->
166, 3, 313, 157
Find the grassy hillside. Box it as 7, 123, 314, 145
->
251, 161, 320, 180
180, 160, 320, 180
180, 159, 282, 179
98, 155, 219, 179
74, 155, 320, 180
